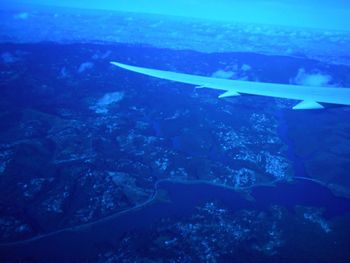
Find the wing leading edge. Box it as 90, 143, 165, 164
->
110, 61, 350, 110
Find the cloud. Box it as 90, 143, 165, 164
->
291, 68, 332, 87
90, 92, 125, 114
241, 64, 251, 72
1, 52, 18, 64
211, 70, 235, 79
78, 62, 94, 73
14, 12, 29, 20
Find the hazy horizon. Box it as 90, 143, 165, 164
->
2, 0, 350, 31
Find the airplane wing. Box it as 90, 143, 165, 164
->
110, 61, 350, 110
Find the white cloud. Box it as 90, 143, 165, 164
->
14, 12, 29, 20
211, 69, 235, 79
241, 64, 251, 72
1, 52, 17, 64
90, 92, 125, 114
291, 68, 332, 87
78, 62, 94, 73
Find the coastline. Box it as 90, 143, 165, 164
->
0, 175, 317, 247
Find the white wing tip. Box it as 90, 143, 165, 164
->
110, 61, 122, 67
110, 61, 137, 72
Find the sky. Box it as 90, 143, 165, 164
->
3, 0, 350, 31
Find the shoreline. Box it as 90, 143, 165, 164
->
0, 175, 325, 247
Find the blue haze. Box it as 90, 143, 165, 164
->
0, 1, 350, 262
3, 0, 350, 30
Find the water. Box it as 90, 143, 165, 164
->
1, 2, 350, 262
1, 179, 350, 262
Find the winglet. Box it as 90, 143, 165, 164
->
292, 101, 324, 110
